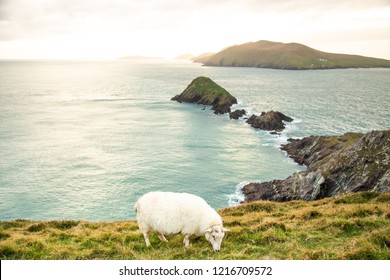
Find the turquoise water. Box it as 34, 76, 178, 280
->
0, 60, 389, 220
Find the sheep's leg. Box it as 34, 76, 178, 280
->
183, 235, 191, 247
138, 223, 151, 247
157, 232, 168, 242
142, 231, 151, 247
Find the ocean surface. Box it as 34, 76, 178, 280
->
0, 60, 389, 221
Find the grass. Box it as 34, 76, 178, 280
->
0, 192, 389, 260
172, 76, 237, 113
185, 76, 236, 104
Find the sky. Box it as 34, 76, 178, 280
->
0, 0, 389, 60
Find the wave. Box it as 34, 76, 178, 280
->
226, 180, 262, 206
231, 99, 301, 137
230, 100, 255, 117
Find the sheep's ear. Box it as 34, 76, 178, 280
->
223, 228, 230, 232
206, 228, 212, 233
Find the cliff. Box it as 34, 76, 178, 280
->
171, 76, 237, 114
202, 40, 390, 70
243, 130, 390, 202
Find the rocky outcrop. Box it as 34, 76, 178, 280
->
171, 76, 237, 114
246, 111, 293, 131
229, 109, 246, 119
242, 130, 390, 202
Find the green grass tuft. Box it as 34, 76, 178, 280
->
334, 192, 380, 204
48, 221, 79, 230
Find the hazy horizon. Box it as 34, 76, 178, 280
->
0, 0, 389, 60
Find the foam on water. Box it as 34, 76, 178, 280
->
227, 181, 253, 206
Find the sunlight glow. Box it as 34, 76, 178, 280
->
0, 0, 389, 59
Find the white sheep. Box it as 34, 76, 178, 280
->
134, 191, 229, 252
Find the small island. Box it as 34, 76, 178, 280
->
171, 76, 237, 114
246, 111, 293, 132
229, 109, 246, 119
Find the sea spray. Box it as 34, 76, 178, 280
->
227, 181, 262, 206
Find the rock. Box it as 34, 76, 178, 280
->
171, 76, 237, 114
243, 130, 390, 202
229, 109, 246, 119
242, 171, 325, 202
246, 111, 293, 131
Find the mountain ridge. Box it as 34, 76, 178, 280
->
200, 40, 390, 70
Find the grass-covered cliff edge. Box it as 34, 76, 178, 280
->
1, 192, 389, 260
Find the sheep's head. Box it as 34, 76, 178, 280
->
205, 225, 229, 252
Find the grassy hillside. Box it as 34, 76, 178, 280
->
171, 76, 237, 114
1, 192, 389, 260
204, 40, 390, 69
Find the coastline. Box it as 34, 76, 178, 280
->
171, 76, 390, 206
241, 130, 390, 203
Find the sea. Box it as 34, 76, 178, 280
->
0, 59, 389, 221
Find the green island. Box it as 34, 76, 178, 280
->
171, 76, 237, 114
1, 191, 389, 260
201, 40, 390, 70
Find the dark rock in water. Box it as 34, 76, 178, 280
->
229, 109, 246, 119
242, 130, 390, 202
246, 111, 293, 131
171, 76, 237, 114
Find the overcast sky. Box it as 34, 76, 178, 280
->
0, 0, 389, 59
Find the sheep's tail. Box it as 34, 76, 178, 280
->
133, 201, 138, 213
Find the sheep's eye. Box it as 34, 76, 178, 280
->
212, 235, 216, 241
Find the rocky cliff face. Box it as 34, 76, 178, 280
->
243, 130, 390, 202
171, 76, 237, 114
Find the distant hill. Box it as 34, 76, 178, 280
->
175, 53, 194, 60
192, 52, 215, 63
118, 55, 163, 60
202, 40, 390, 70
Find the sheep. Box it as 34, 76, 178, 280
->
134, 191, 229, 252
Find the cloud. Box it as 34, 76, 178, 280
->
0, 0, 389, 59
1, 0, 389, 41
240, 0, 390, 12
0, 0, 198, 41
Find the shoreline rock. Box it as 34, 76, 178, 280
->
171, 76, 237, 114
246, 111, 293, 131
229, 109, 246, 119
242, 130, 390, 202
